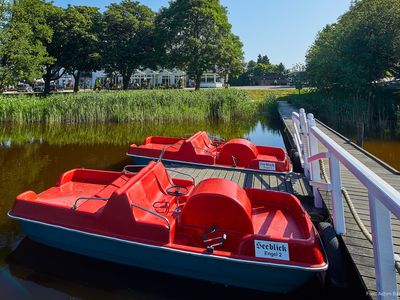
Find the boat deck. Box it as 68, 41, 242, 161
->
278, 100, 400, 299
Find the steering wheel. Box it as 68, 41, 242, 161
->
166, 185, 189, 197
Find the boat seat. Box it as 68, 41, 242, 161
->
113, 162, 179, 227
95, 174, 132, 199
180, 178, 254, 235
257, 146, 286, 161
198, 131, 216, 149
187, 132, 217, 156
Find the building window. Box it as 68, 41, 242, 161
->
162, 76, 169, 85
206, 76, 215, 83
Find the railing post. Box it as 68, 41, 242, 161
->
299, 108, 310, 178
328, 155, 346, 235
307, 113, 323, 208
369, 192, 397, 300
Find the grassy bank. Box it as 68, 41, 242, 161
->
246, 89, 297, 103
0, 89, 257, 124
245, 88, 298, 118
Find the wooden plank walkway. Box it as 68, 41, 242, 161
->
168, 164, 313, 198
278, 100, 400, 299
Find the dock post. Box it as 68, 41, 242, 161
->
307, 114, 323, 208
328, 154, 346, 235
369, 193, 397, 300
299, 109, 310, 179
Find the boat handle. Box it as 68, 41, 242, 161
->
130, 203, 170, 231
122, 165, 148, 173
232, 155, 238, 167
71, 197, 109, 210
165, 168, 196, 185
194, 147, 215, 156
158, 144, 180, 162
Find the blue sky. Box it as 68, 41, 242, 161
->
52, 0, 352, 68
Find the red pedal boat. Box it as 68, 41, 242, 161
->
9, 162, 326, 293
127, 131, 292, 173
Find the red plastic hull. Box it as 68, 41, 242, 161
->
10, 162, 326, 292
128, 132, 292, 173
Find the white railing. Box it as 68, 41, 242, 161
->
292, 108, 400, 300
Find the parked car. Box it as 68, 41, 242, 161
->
17, 83, 33, 93
33, 82, 45, 93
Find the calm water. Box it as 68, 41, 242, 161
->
0, 117, 365, 299
331, 122, 400, 171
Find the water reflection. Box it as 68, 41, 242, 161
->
1, 117, 313, 300
0, 118, 282, 147
332, 121, 400, 171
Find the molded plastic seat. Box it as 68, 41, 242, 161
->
180, 178, 254, 235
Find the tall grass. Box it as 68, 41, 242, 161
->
250, 89, 298, 119
0, 89, 257, 124
284, 89, 400, 138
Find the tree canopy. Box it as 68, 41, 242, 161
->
306, 0, 400, 91
156, 0, 243, 90
62, 6, 103, 92
0, 0, 247, 92
102, 0, 156, 90
229, 54, 287, 86
0, 0, 53, 87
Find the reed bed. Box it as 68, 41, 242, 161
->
0, 89, 257, 124
284, 89, 400, 136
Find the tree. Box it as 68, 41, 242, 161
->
257, 54, 270, 65
289, 63, 305, 94
156, 0, 243, 90
102, 1, 155, 90
216, 33, 245, 86
41, 3, 69, 94
0, 0, 53, 88
62, 6, 102, 92
306, 0, 400, 90
276, 62, 286, 75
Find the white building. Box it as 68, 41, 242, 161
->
58, 68, 224, 89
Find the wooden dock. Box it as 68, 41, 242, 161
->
278, 101, 400, 299
168, 165, 313, 198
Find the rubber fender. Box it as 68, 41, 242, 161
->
318, 222, 349, 289
289, 149, 302, 173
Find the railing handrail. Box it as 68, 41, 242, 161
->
130, 202, 171, 231
309, 125, 400, 219
71, 197, 109, 210
291, 109, 399, 299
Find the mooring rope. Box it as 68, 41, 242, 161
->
318, 159, 400, 273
